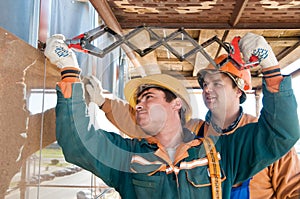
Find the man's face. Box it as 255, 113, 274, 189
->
135, 88, 174, 136
201, 72, 241, 113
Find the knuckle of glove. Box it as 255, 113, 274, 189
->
84, 76, 105, 106
45, 34, 77, 68
240, 33, 274, 66
86, 85, 96, 101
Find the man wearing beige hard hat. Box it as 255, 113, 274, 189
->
44, 33, 299, 199
123, 74, 193, 145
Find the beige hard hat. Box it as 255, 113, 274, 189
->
197, 54, 252, 104
124, 74, 192, 121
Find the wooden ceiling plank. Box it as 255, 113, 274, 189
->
277, 40, 300, 61
230, 0, 249, 27
89, 0, 122, 34
120, 22, 300, 29
215, 30, 230, 58
278, 46, 300, 68
89, 0, 163, 76
89, 0, 300, 90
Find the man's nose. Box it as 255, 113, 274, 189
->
203, 84, 212, 93
136, 104, 143, 111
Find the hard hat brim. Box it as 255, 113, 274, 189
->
124, 74, 192, 120
198, 69, 247, 104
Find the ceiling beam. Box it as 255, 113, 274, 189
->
266, 37, 300, 42
89, 0, 121, 34
119, 23, 300, 30
277, 40, 300, 61
215, 30, 230, 58
229, 0, 249, 27
292, 68, 300, 78
89, 0, 150, 76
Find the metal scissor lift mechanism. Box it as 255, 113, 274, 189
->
65, 25, 259, 70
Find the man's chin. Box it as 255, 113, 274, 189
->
140, 127, 158, 136
205, 102, 216, 110
139, 124, 162, 136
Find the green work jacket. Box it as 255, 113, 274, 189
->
55, 76, 299, 199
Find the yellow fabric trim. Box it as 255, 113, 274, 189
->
203, 137, 222, 199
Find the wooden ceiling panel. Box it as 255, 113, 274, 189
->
89, 0, 300, 88
104, 0, 300, 29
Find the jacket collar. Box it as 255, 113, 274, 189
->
205, 106, 244, 134
142, 128, 200, 165
145, 128, 196, 145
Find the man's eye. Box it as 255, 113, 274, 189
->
145, 95, 153, 99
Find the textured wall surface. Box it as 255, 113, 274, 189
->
0, 27, 60, 198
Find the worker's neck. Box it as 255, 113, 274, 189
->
212, 105, 241, 129
156, 121, 183, 149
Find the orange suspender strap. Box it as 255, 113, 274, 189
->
194, 121, 203, 135
203, 137, 222, 199
189, 121, 222, 198
188, 120, 205, 136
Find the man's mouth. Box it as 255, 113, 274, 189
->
137, 110, 147, 115
136, 110, 148, 120
206, 96, 216, 103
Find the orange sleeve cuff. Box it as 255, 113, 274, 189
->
60, 67, 81, 81
58, 67, 81, 98
262, 65, 283, 93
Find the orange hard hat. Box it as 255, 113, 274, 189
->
197, 54, 252, 104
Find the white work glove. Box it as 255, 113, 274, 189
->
239, 32, 278, 69
83, 75, 105, 107
44, 34, 79, 69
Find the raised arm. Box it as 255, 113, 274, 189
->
44, 34, 134, 190
224, 33, 300, 184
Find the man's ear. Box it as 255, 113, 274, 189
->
172, 98, 183, 111
236, 88, 243, 98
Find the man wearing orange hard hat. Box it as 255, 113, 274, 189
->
197, 53, 252, 104
188, 34, 300, 198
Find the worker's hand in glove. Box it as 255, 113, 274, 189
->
44, 34, 79, 69
239, 32, 278, 69
83, 75, 105, 107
